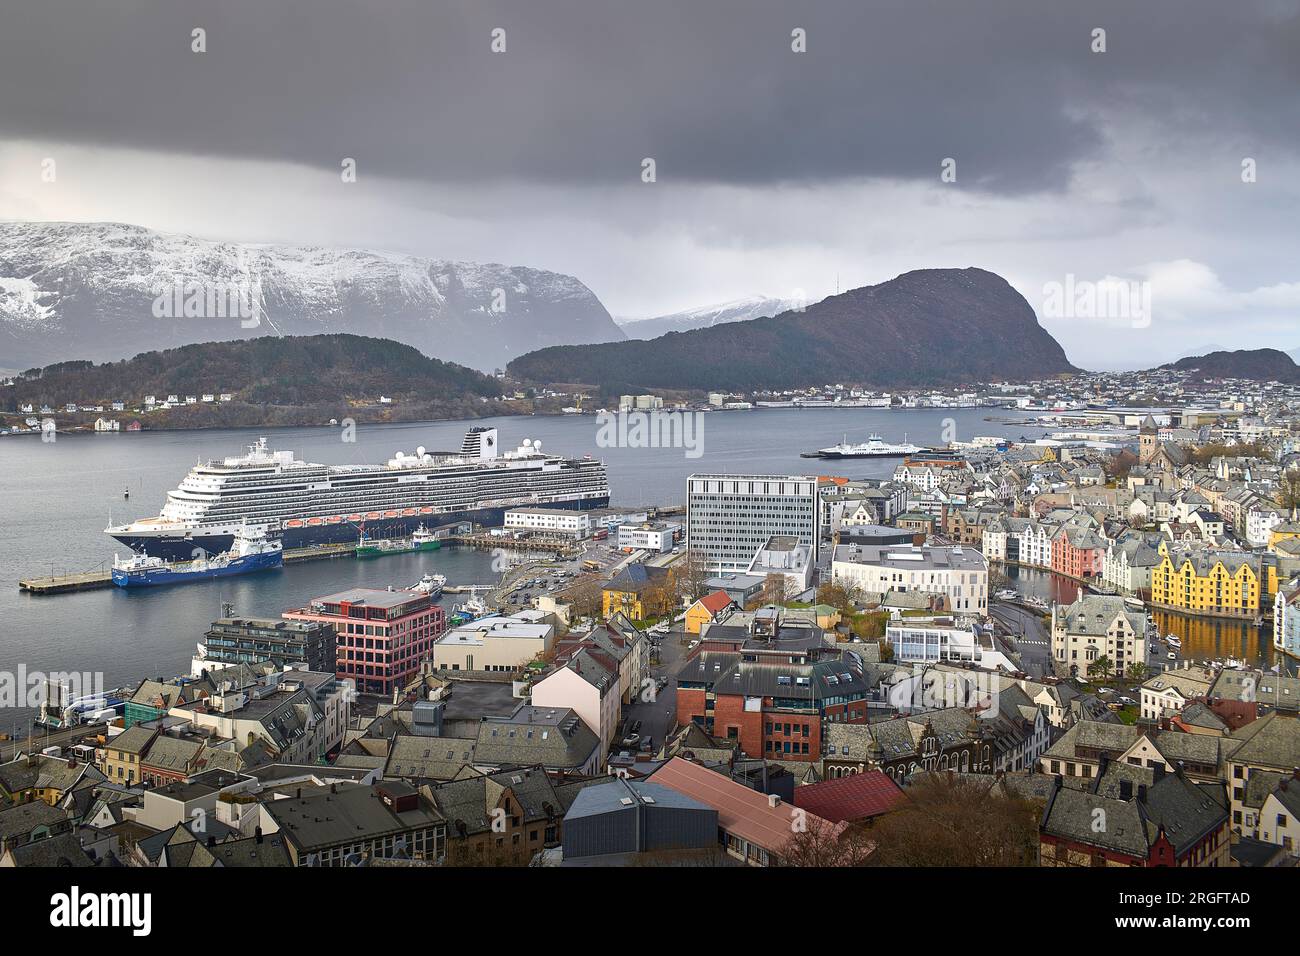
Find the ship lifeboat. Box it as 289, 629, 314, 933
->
366, 512, 382, 520
419, 507, 434, 514
347, 514, 363, 522
306, 517, 323, 526
402, 508, 418, 516
284, 519, 305, 528
384, 510, 399, 518
326, 516, 342, 524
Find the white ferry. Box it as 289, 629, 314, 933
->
815, 434, 926, 459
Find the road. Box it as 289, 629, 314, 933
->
990, 600, 1053, 677
0, 721, 104, 762
617, 623, 689, 757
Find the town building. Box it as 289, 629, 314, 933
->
686, 474, 821, 573
602, 563, 675, 621
1050, 594, 1147, 679
649, 756, 841, 866
284, 587, 446, 695
531, 646, 621, 759
504, 507, 592, 538
194, 616, 337, 675
831, 543, 988, 616
1149, 546, 1261, 619
1039, 763, 1230, 867
616, 521, 680, 553
684, 590, 736, 636
431, 612, 555, 673
261, 781, 446, 866
560, 776, 719, 863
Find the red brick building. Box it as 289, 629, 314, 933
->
676, 650, 872, 762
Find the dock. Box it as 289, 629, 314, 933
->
19, 542, 361, 595
18, 570, 113, 595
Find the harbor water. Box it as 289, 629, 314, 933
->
2, 406, 1036, 727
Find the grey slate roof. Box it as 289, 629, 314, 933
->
474, 706, 599, 771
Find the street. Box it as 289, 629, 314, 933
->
617, 623, 690, 756
990, 600, 1053, 677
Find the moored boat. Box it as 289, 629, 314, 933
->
112, 523, 282, 588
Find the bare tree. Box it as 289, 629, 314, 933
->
677, 548, 713, 604
779, 820, 876, 867
1279, 466, 1300, 520
865, 773, 1040, 866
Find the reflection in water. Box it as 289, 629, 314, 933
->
1002, 565, 1278, 670
1148, 609, 1274, 670
1002, 565, 1089, 607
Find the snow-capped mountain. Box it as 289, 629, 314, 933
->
617, 295, 813, 340
0, 221, 625, 372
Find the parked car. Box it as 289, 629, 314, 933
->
620, 734, 641, 748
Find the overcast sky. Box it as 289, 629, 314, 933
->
2, 0, 1298, 369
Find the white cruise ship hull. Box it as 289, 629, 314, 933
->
106, 429, 610, 558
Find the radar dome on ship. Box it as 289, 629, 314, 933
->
416, 446, 426, 457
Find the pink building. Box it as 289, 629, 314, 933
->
285, 588, 445, 696
1051, 526, 1106, 581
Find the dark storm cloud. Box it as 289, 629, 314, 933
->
2, 0, 1297, 193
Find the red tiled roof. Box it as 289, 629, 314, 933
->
697, 590, 733, 615
651, 757, 839, 854
792, 771, 905, 823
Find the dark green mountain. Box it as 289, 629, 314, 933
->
1160, 348, 1299, 383
507, 268, 1077, 391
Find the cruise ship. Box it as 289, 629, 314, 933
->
106, 427, 611, 559
812, 434, 926, 459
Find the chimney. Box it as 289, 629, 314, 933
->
1118, 779, 1133, 800
206, 835, 216, 848
255, 827, 263, 844
767, 793, 781, 809
1137, 784, 1147, 802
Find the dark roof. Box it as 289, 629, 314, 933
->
606, 563, 671, 594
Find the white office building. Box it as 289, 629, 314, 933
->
686, 474, 821, 573
503, 508, 592, 538
831, 543, 988, 615
617, 522, 680, 553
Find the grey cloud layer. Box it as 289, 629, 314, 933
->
4, 0, 1297, 193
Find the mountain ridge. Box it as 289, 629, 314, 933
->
1159, 348, 1299, 383
509, 267, 1079, 391
1, 333, 508, 428
0, 220, 626, 373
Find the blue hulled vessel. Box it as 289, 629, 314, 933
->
111, 523, 283, 587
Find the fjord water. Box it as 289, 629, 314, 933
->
2, 407, 1042, 727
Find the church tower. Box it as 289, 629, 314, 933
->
1139, 415, 1158, 465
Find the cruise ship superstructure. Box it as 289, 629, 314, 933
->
106, 427, 610, 558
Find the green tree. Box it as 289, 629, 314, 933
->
1087, 655, 1113, 681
